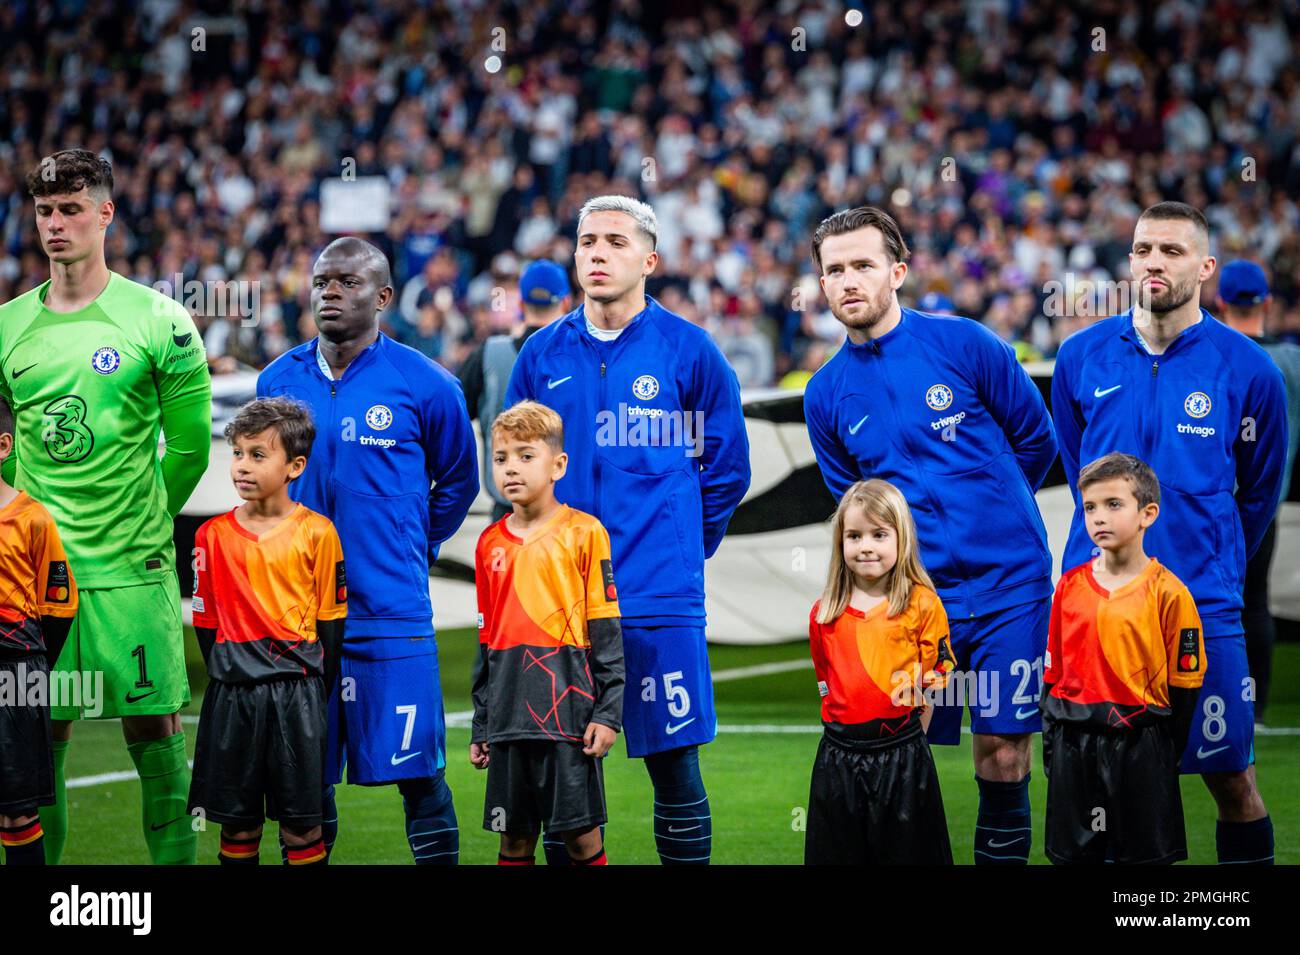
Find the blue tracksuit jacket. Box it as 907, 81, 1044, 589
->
1052, 310, 1287, 635
258, 333, 479, 638
504, 295, 751, 625
804, 308, 1059, 620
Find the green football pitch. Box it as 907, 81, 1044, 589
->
53, 630, 1300, 864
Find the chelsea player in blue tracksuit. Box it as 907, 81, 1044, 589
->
258, 238, 479, 864
803, 207, 1058, 865
506, 196, 751, 865
1053, 202, 1286, 865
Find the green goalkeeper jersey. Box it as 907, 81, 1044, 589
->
0, 271, 211, 588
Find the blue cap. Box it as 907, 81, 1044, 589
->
1219, 260, 1270, 306
917, 291, 955, 314
520, 260, 570, 306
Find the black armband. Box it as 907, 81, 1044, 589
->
195, 626, 217, 667
587, 617, 625, 732
317, 618, 346, 691
40, 616, 73, 669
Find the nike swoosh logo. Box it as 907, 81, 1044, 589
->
848, 413, 870, 435
667, 825, 700, 833
391, 751, 423, 766
172, 327, 193, 348
1196, 745, 1230, 759
11, 363, 37, 380
547, 376, 572, 389
987, 837, 1024, 849
1093, 384, 1122, 398
124, 689, 158, 704
665, 718, 696, 735
149, 817, 183, 832
1014, 707, 1038, 720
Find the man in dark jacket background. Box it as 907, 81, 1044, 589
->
460, 259, 572, 523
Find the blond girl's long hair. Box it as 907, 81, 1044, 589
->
817, 479, 935, 624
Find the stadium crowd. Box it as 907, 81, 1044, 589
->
2, 0, 1300, 388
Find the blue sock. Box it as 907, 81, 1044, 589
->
1216, 816, 1273, 865
645, 746, 711, 865
541, 831, 570, 866
542, 825, 606, 866
398, 774, 459, 865
321, 784, 339, 860
974, 774, 1032, 865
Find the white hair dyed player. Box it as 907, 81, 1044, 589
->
504, 195, 751, 865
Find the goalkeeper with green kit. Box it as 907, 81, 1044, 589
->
0, 149, 212, 864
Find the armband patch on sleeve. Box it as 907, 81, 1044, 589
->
47, 560, 71, 602
600, 559, 617, 602
935, 634, 955, 674
1177, 628, 1200, 672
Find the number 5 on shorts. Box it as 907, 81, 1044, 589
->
664, 670, 691, 718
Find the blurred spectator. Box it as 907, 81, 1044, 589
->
406, 298, 447, 363
714, 295, 776, 390
460, 258, 572, 521
777, 341, 831, 392
1, 0, 1298, 389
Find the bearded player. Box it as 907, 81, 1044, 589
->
0, 150, 211, 864
1052, 202, 1287, 864
803, 206, 1058, 865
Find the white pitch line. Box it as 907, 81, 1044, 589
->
440, 659, 812, 728
715, 725, 1300, 736
64, 657, 1299, 787
717, 724, 820, 734
67, 769, 143, 790
66, 723, 1300, 783
711, 658, 813, 682
68, 762, 195, 790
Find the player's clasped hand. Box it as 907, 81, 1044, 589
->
583, 722, 617, 758
469, 741, 490, 769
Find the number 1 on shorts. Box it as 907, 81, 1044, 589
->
132, 643, 153, 689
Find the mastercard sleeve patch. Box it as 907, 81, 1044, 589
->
1177, 627, 1199, 672
47, 560, 71, 602
600, 558, 617, 602
935, 632, 955, 673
